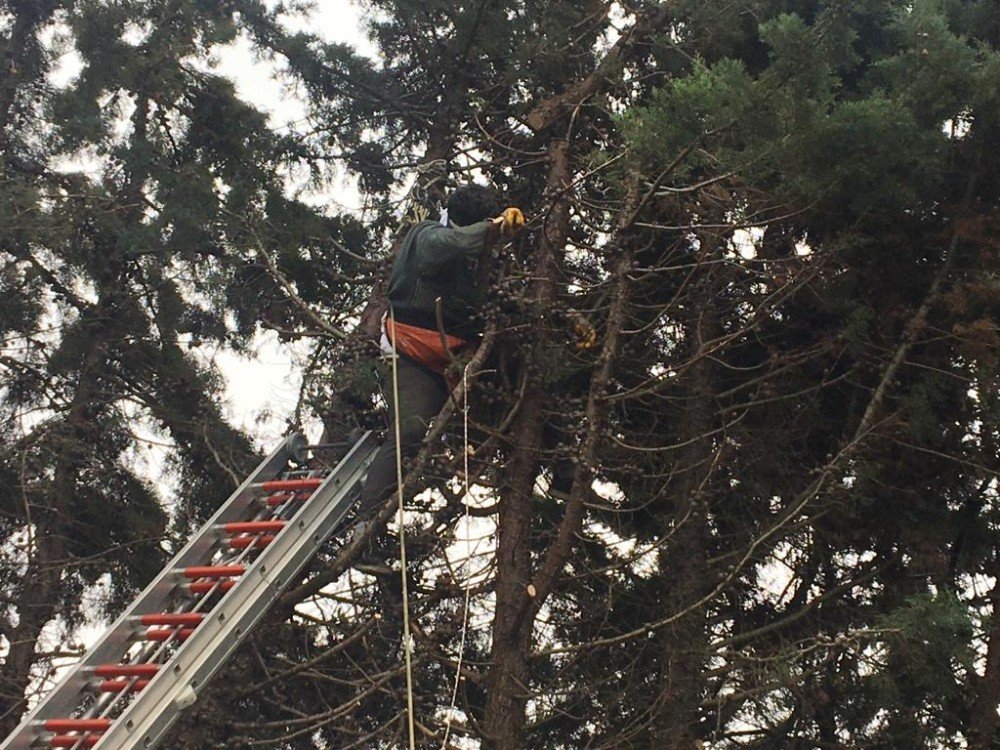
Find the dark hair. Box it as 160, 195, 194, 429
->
447, 184, 500, 226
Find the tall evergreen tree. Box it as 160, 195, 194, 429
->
3, 1, 998, 749
189, 2, 996, 748
0, 0, 373, 731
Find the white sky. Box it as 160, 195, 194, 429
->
19, 1, 374, 694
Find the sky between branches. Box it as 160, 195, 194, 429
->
43, 0, 373, 451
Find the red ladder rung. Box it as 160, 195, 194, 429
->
50, 735, 102, 748
265, 491, 309, 507
98, 679, 151, 693
94, 664, 160, 678
145, 627, 195, 642
259, 478, 322, 492
188, 580, 235, 595
229, 535, 275, 549
43, 720, 111, 733
183, 565, 245, 579
224, 521, 285, 534
140, 613, 204, 626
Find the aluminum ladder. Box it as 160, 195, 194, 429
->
1, 431, 378, 750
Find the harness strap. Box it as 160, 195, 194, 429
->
384, 317, 469, 378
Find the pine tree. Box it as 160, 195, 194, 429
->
0, 0, 372, 730
3, 1, 999, 748
192, 2, 997, 748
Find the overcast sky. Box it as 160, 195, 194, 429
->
29, 0, 376, 667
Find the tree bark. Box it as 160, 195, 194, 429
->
650, 252, 722, 748
482, 139, 571, 749
482, 385, 545, 749
969, 569, 1000, 749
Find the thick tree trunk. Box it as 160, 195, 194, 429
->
482, 139, 571, 749
652, 511, 710, 749
650, 262, 721, 748
482, 387, 545, 749
969, 571, 1000, 749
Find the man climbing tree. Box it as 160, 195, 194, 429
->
354, 185, 525, 530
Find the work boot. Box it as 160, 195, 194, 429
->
352, 521, 394, 575
372, 571, 403, 645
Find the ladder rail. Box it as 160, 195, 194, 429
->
89, 431, 376, 750
75, 477, 309, 734
69, 499, 289, 739
0, 434, 306, 750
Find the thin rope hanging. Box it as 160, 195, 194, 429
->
441, 363, 475, 749
388, 307, 417, 750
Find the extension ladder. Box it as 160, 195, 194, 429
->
1, 431, 378, 750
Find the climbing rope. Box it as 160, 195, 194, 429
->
441, 363, 475, 749
387, 317, 476, 749
385, 158, 448, 750
388, 307, 417, 750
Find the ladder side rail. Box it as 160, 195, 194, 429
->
0, 435, 303, 750
90, 432, 377, 750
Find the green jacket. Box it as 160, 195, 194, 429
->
387, 219, 494, 340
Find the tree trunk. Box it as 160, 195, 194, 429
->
651, 258, 721, 748
482, 139, 571, 748
482, 387, 544, 749
969, 570, 1000, 749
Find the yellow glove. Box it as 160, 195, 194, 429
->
572, 316, 598, 350
493, 206, 525, 234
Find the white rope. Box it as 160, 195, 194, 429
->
388, 308, 417, 750
441, 363, 474, 749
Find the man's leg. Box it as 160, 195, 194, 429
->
356, 354, 449, 517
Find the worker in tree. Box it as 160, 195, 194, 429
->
353, 184, 525, 535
